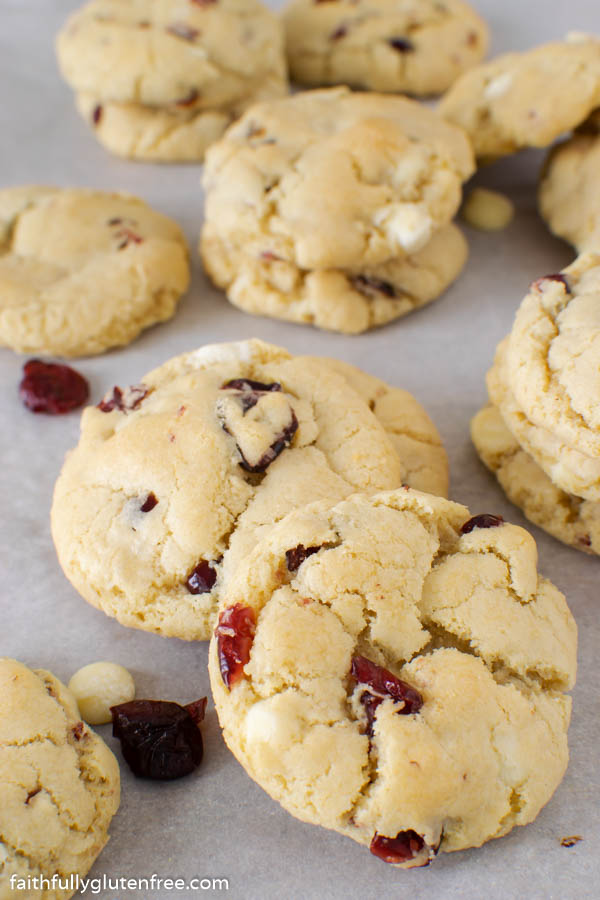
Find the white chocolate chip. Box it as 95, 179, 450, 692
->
484, 72, 513, 100
461, 188, 514, 231
68, 662, 135, 725
373, 203, 433, 253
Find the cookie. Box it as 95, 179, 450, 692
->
75, 71, 287, 162
56, 0, 286, 111
51, 340, 448, 641
539, 131, 600, 251
472, 404, 600, 556
208, 489, 576, 866
202, 87, 475, 269
200, 222, 468, 334
487, 337, 600, 503
439, 35, 600, 159
0, 659, 120, 900
505, 254, 600, 459
283, 0, 488, 95
0, 187, 189, 357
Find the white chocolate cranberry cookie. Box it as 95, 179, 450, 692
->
539, 130, 600, 251
0, 659, 120, 900
0, 187, 189, 357
472, 405, 600, 555
202, 87, 474, 270
505, 254, 600, 459
200, 222, 468, 333
283, 0, 488, 95
51, 340, 448, 641
440, 35, 600, 159
57, 0, 286, 111
208, 489, 576, 866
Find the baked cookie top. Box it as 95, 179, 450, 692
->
472, 404, 600, 556
0, 186, 189, 357
202, 87, 475, 269
487, 337, 600, 503
200, 221, 468, 334
439, 35, 600, 158
0, 659, 120, 900
506, 254, 600, 458
539, 131, 600, 251
51, 339, 448, 641
56, 0, 286, 110
283, 0, 488, 95
208, 489, 576, 866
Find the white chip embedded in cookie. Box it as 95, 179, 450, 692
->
472, 404, 600, 555
0, 659, 120, 899
51, 340, 448, 641
283, 0, 488, 95
0, 187, 189, 357
202, 87, 474, 270
208, 489, 576, 865
200, 222, 468, 333
56, 0, 286, 111
539, 131, 600, 251
440, 36, 600, 158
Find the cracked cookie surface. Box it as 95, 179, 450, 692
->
539, 130, 600, 251
0, 659, 120, 900
208, 488, 576, 865
0, 187, 189, 357
505, 253, 600, 460
56, 0, 286, 111
202, 87, 474, 270
439, 36, 600, 159
472, 405, 600, 555
487, 337, 600, 502
201, 221, 468, 333
283, 0, 488, 96
51, 339, 448, 641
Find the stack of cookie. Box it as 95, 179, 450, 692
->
49, 338, 578, 868
200, 87, 474, 333
472, 255, 600, 555
56, 0, 287, 162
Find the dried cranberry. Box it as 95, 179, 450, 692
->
242, 413, 298, 473
216, 604, 256, 688
25, 787, 41, 805
578, 534, 592, 547
19, 359, 89, 414
286, 544, 320, 572
388, 37, 414, 53
260, 251, 280, 261
107, 217, 122, 226
115, 227, 143, 250
370, 830, 426, 864
92, 104, 103, 125
167, 23, 199, 41
531, 273, 570, 294
351, 275, 397, 299
351, 655, 422, 735
98, 384, 148, 413
221, 378, 281, 393
186, 560, 217, 594
185, 697, 207, 725
175, 88, 200, 107
140, 493, 158, 512
330, 25, 347, 40
460, 513, 504, 534
111, 698, 206, 780
71, 722, 85, 741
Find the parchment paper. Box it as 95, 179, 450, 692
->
1, 2, 598, 898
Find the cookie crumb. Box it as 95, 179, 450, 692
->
461, 188, 514, 231
560, 835, 583, 847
